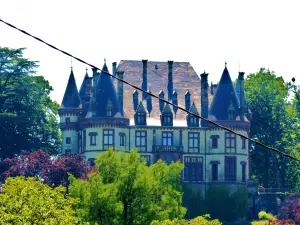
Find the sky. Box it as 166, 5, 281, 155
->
1, 0, 299, 104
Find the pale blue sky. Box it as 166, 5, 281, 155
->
1, 0, 299, 104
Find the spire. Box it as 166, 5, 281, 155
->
159, 90, 165, 113
61, 69, 80, 108
79, 70, 92, 115
95, 62, 121, 117
209, 65, 240, 120
79, 71, 90, 98
172, 90, 178, 117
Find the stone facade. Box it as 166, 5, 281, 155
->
59, 60, 251, 188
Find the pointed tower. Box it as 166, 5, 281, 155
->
95, 61, 121, 117
133, 90, 139, 111
59, 68, 81, 155
62, 69, 80, 108
209, 63, 240, 120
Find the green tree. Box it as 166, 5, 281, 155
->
0, 47, 60, 163
69, 149, 186, 225
0, 176, 76, 225
244, 68, 300, 189
150, 214, 221, 225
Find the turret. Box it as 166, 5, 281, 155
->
159, 90, 165, 113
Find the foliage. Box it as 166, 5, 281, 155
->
0, 47, 60, 167
278, 194, 300, 224
69, 149, 186, 225
182, 184, 206, 219
2, 150, 88, 187
0, 176, 76, 224
205, 185, 248, 222
151, 214, 222, 225
258, 211, 276, 221
244, 68, 300, 189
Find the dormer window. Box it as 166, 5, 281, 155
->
187, 102, 199, 127
134, 102, 147, 125
106, 98, 113, 117
228, 101, 235, 120
161, 104, 173, 126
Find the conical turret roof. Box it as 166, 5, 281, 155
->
209, 65, 240, 120
95, 63, 121, 117
79, 72, 89, 98
61, 69, 80, 108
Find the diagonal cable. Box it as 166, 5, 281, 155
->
0, 18, 299, 162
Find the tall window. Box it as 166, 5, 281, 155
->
103, 130, 114, 150
225, 132, 236, 153
106, 99, 113, 117
65, 117, 70, 124
163, 114, 172, 124
66, 137, 71, 144
89, 132, 97, 146
162, 132, 173, 146
242, 164, 246, 182
135, 131, 147, 152
212, 163, 219, 181
183, 156, 203, 182
225, 156, 237, 181
241, 138, 246, 149
188, 132, 199, 153
119, 133, 125, 146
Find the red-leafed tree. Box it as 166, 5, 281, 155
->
1, 150, 89, 187
277, 194, 300, 225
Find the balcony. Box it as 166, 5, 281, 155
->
153, 145, 183, 153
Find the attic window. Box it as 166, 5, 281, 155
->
137, 112, 146, 125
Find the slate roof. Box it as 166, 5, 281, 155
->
61, 69, 80, 108
95, 63, 121, 117
116, 60, 214, 120
209, 66, 240, 120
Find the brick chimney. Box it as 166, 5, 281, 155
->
167, 61, 174, 100
141, 60, 148, 100
200, 71, 209, 127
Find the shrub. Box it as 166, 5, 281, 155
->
278, 194, 300, 224
151, 214, 222, 225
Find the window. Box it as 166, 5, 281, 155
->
103, 130, 114, 150
106, 99, 113, 117
137, 112, 146, 125
119, 133, 125, 146
183, 156, 203, 182
212, 164, 218, 181
225, 132, 236, 153
162, 132, 173, 146
211, 135, 219, 149
135, 131, 147, 152
107, 107, 112, 117
225, 156, 237, 181
65, 149, 71, 155
188, 132, 199, 153
66, 137, 71, 144
242, 164, 246, 182
65, 117, 70, 123
164, 114, 172, 124
83, 130, 86, 152
241, 138, 246, 149
89, 132, 98, 146
188, 116, 198, 127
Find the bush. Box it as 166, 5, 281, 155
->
151, 214, 222, 225
258, 211, 276, 221
278, 194, 300, 224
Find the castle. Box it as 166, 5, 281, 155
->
59, 59, 251, 189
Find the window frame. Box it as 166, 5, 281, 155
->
211, 135, 219, 149
89, 132, 98, 146
135, 130, 147, 152
162, 131, 173, 146
225, 132, 236, 153
65, 117, 70, 124
212, 163, 218, 181
119, 133, 125, 146
241, 137, 246, 149
188, 132, 200, 153
103, 129, 114, 150
183, 156, 203, 182
225, 156, 237, 181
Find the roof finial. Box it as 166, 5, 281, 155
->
86, 67, 88, 73
71, 58, 73, 70
104, 58, 106, 64
225, 61, 227, 67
